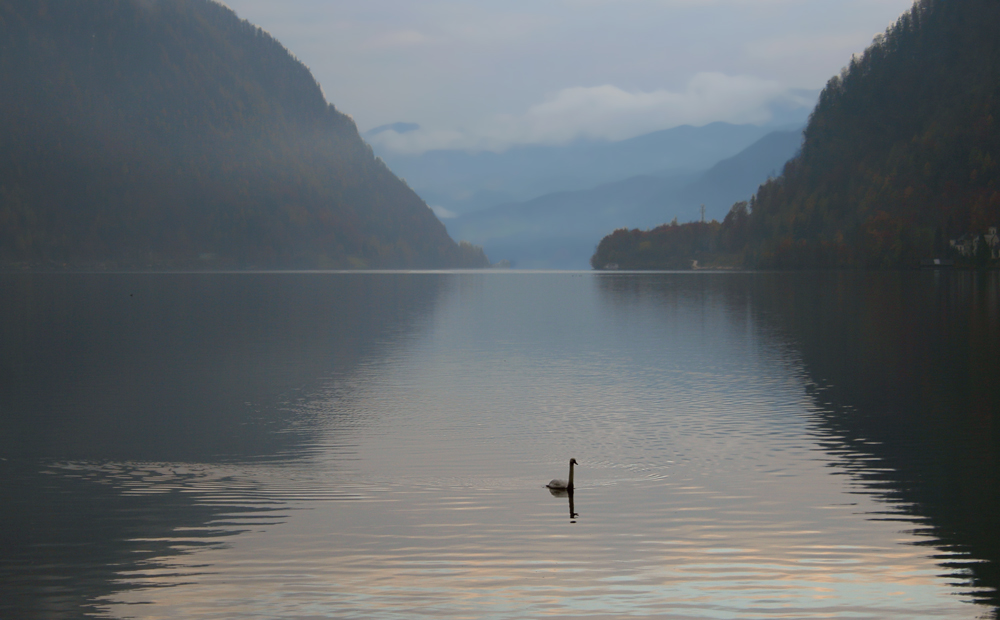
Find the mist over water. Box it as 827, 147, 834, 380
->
1, 271, 996, 619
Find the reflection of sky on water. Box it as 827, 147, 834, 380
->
95, 479, 971, 619
87, 273, 987, 619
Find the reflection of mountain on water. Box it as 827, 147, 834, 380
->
1, 459, 289, 619
0, 273, 447, 619
597, 271, 999, 611
1, 273, 446, 461
748, 271, 1000, 610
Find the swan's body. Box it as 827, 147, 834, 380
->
546, 458, 577, 490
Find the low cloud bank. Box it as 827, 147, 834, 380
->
370, 73, 816, 154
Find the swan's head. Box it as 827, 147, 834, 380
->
570, 458, 578, 466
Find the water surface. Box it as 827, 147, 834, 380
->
1, 271, 996, 619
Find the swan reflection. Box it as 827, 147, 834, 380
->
547, 486, 579, 523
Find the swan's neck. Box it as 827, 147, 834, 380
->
568, 462, 575, 487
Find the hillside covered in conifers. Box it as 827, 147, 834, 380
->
593, 0, 1000, 270
0, 0, 488, 269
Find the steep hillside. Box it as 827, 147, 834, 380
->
748, 0, 1000, 268
0, 0, 487, 269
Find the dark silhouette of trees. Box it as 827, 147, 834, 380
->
590, 219, 723, 270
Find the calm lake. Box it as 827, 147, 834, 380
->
1, 271, 998, 619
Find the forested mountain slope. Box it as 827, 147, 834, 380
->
749, 0, 1000, 268
0, 0, 487, 269
594, 0, 1000, 270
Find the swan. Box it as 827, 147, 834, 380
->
546, 458, 577, 490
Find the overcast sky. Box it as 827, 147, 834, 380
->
222, 0, 916, 153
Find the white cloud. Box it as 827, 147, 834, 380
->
430, 205, 458, 219
370, 73, 810, 154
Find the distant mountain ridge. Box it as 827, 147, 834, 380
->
674, 130, 803, 215
0, 0, 487, 269
446, 128, 803, 268
374, 122, 791, 217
